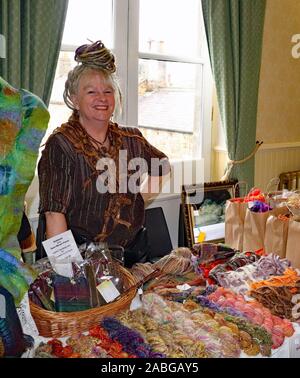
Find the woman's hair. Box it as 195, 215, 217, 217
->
63, 41, 122, 118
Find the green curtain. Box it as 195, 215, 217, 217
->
0, 0, 68, 106
201, 0, 266, 188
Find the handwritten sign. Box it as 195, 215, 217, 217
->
42, 230, 83, 277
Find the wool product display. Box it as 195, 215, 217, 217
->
118, 308, 208, 358
194, 250, 263, 285
195, 295, 272, 356
152, 247, 194, 275
129, 262, 157, 283
250, 281, 300, 320
141, 293, 241, 358
100, 317, 164, 358
0, 76, 49, 302
34, 325, 135, 358
250, 268, 299, 290
206, 287, 294, 348
214, 254, 292, 294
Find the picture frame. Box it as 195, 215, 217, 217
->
181, 179, 238, 248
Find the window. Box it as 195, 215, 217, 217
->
46, 0, 212, 178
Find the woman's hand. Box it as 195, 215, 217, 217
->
45, 211, 68, 239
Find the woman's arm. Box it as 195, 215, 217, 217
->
45, 211, 68, 239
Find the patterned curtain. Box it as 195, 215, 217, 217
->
201, 0, 266, 188
0, 0, 68, 105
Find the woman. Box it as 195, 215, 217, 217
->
38, 41, 170, 266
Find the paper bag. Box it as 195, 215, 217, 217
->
225, 198, 247, 251
286, 218, 300, 268
243, 206, 287, 252
264, 214, 289, 258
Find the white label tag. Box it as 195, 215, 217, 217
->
0, 294, 6, 318
16, 293, 39, 337
97, 280, 120, 303
130, 292, 143, 311
42, 230, 83, 277
176, 283, 192, 291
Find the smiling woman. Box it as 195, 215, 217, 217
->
38, 40, 170, 267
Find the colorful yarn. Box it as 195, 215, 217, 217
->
118, 309, 206, 358
195, 295, 272, 356
214, 254, 291, 295
101, 317, 164, 358
142, 293, 242, 358
249, 200, 272, 213
250, 279, 300, 320
250, 268, 299, 290
206, 287, 294, 348
153, 248, 194, 275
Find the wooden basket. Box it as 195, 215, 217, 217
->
29, 265, 137, 338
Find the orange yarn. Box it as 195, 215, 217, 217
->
250, 268, 299, 290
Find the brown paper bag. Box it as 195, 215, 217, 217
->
243, 206, 288, 252
264, 214, 289, 258
225, 198, 247, 250
286, 218, 300, 268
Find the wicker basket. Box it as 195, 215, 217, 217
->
29, 265, 137, 338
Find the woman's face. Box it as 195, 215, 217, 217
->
72, 70, 115, 126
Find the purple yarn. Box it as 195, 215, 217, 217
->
249, 200, 272, 213
101, 317, 165, 358
196, 295, 247, 320
200, 285, 218, 297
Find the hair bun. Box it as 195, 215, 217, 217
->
74, 40, 116, 73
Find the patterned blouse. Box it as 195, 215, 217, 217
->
38, 125, 170, 247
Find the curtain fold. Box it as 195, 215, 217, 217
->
0, 0, 68, 105
201, 0, 266, 188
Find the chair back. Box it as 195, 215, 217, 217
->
145, 207, 173, 262
279, 170, 300, 190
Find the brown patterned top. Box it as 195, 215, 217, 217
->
38, 122, 170, 247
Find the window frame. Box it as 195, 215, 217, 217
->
59, 0, 213, 181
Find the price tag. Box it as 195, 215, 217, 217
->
97, 280, 120, 303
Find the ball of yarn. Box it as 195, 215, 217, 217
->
75, 40, 116, 73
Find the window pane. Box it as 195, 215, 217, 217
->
138, 59, 203, 160
138, 59, 202, 133
139, 127, 194, 160
62, 0, 113, 47
139, 0, 203, 57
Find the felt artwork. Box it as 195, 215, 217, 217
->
0, 76, 49, 303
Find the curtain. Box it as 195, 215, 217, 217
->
201, 0, 266, 188
0, 0, 68, 106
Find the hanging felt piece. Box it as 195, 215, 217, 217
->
0, 287, 29, 357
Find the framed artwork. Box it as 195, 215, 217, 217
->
181, 180, 238, 248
